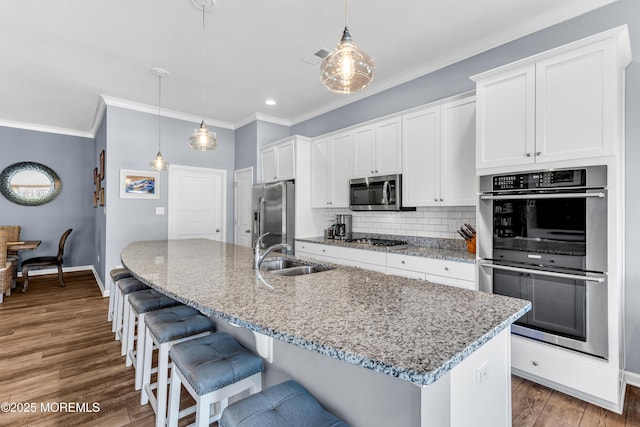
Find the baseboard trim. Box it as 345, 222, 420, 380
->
626, 371, 640, 388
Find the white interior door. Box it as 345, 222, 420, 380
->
168, 165, 226, 241
234, 167, 253, 247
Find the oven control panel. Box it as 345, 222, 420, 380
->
493, 169, 585, 190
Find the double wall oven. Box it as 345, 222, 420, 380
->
479, 166, 608, 359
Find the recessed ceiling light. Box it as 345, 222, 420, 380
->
265, 99, 276, 106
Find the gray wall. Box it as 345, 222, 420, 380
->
0, 126, 94, 268
94, 115, 107, 284
291, 0, 640, 374
234, 119, 290, 183
103, 105, 235, 283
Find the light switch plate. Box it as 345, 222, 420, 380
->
156, 207, 165, 215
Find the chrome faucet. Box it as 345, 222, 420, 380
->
253, 232, 292, 269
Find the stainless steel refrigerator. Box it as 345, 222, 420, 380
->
251, 180, 295, 254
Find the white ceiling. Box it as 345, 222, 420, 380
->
0, 0, 619, 137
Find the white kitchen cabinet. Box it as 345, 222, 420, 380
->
295, 241, 338, 263
353, 117, 402, 178
295, 240, 475, 289
473, 31, 629, 170
260, 138, 295, 183
387, 253, 475, 290
311, 132, 353, 208
402, 95, 476, 207
336, 246, 387, 273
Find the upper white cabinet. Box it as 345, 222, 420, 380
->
353, 117, 402, 177
260, 138, 295, 183
473, 27, 631, 170
311, 132, 353, 208
402, 95, 476, 207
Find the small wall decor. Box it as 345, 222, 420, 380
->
120, 169, 159, 199
99, 150, 105, 180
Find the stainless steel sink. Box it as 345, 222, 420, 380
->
260, 258, 305, 271
269, 265, 323, 276
260, 257, 333, 276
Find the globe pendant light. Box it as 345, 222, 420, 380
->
150, 68, 169, 171
188, 0, 218, 151
320, 0, 374, 94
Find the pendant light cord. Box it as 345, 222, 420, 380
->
200, 4, 206, 121
157, 74, 162, 152
344, 0, 348, 28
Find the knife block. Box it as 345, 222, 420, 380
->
466, 236, 476, 255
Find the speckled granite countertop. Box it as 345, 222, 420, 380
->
296, 236, 477, 263
121, 239, 529, 386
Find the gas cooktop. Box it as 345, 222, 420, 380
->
345, 238, 408, 247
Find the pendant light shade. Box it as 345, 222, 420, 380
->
150, 68, 169, 171
188, 120, 218, 151
320, 0, 373, 94
189, 0, 218, 151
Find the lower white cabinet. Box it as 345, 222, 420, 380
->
387, 253, 476, 290
295, 241, 337, 263
336, 246, 387, 273
511, 335, 619, 407
295, 241, 476, 289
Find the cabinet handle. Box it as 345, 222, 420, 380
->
245, 229, 251, 233
525, 153, 532, 157
273, 176, 278, 179
434, 198, 438, 202
216, 229, 220, 232
536, 152, 541, 156
375, 170, 378, 173
370, 170, 374, 174
322, 249, 326, 252
401, 260, 405, 264
439, 198, 443, 202
531, 361, 539, 367
444, 267, 449, 271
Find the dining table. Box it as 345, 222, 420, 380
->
7, 240, 41, 251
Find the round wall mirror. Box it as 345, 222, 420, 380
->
0, 162, 62, 206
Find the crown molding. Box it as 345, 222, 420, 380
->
0, 119, 94, 139
235, 112, 291, 129
100, 95, 235, 130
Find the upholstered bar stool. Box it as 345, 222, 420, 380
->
124, 288, 181, 390
219, 380, 349, 427
108, 267, 132, 324
114, 277, 148, 343
141, 305, 215, 427
167, 332, 264, 427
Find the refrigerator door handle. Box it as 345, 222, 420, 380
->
259, 197, 266, 247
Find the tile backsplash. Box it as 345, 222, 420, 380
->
320, 206, 476, 240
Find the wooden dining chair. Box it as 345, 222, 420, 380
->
0, 230, 14, 303
21, 228, 72, 293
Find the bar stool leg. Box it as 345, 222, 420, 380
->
112, 290, 121, 336
107, 278, 115, 322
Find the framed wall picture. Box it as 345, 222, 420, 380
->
119, 169, 159, 199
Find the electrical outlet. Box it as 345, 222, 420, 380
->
476, 361, 489, 387
155, 256, 165, 265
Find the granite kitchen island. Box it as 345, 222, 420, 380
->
121, 239, 530, 426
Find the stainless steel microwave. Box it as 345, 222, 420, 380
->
349, 174, 414, 211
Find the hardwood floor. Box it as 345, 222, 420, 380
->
1, 271, 639, 426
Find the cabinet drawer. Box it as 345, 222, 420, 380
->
387, 253, 474, 281
386, 267, 425, 280
511, 335, 618, 404
337, 247, 387, 265
295, 242, 337, 259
